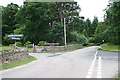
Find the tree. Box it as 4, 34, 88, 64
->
49, 21, 64, 45
94, 22, 108, 43
14, 2, 81, 45
104, 2, 120, 45
84, 18, 92, 37
2, 3, 19, 45
91, 16, 98, 36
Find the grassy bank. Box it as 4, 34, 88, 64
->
0, 46, 15, 51
117, 75, 120, 80
64, 45, 88, 52
28, 48, 33, 52
100, 44, 120, 52
1, 56, 37, 70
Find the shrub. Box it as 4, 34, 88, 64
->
3, 35, 13, 45
38, 41, 47, 46
94, 34, 103, 44
24, 41, 31, 46
89, 37, 95, 43
70, 31, 89, 45
16, 42, 22, 47
24, 41, 32, 48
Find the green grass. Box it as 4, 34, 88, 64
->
27, 48, 33, 52
100, 44, 120, 52
1, 56, 37, 70
64, 45, 87, 52
0, 46, 15, 51
117, 75, 120, 80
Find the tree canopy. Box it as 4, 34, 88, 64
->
2, 1, 119, 46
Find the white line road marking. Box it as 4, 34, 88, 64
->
97, 57, 102, 78
86, 51, 98, 78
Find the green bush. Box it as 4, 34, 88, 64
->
89, 37, 95, 43
94, 34, 103, 44
24, 41, 32, 48
70, 31, 89, 45
16, 42, 22, 47
24, 41, 31, 46
3, 35, 13, 45
38, 41, 47, 46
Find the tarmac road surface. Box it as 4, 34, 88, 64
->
1, 46, 118, 78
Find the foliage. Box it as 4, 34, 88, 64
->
3, 2, 119, 46
82, 29, 88, 37
14, 2, 81, 45
89, 37, 95, 43
3, 35, 13, 45
91, 16, 98, 36
69, 31, 88, 45
24, 41, 31, 46
2, 3, 19, 44
16, 42, 22, 47
104, 2, 120, 45
38, 41, 47, 46
94, 22, 108, 44
49, 21, 64, 45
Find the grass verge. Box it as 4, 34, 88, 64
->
0, 46, 15, 51
1, 56, 37, 70
100, 43, 120, 52
64, 45, 88, 52
117, 75, 120, 80
28, 48, 33, 53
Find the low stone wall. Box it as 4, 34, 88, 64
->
36, 44, 82, 53
0, 48, 30, 64
36, 46, 65, 52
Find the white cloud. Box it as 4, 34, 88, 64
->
75, 0, 109, 21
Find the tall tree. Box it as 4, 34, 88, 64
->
84, 18, 92, 37
15, 2, 81, 45
104, 2, 120, 45
91, 16, 98, 36
2, 3, 19, 45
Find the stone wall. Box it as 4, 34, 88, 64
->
36, 46, 65, 52
0, 48, 30, 64
35, 44, 82, 53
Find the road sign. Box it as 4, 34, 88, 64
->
8, 34, 23, 37
11, 37, 20, 40
8, 34, 23, 40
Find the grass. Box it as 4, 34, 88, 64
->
64, 45, 87, 52
0, 46, 33, 52
27, 48, 33, 52
1, 56, 37, 70
0, 46, 15, 51
100, 43, 120, 52
117, 75, 120, 80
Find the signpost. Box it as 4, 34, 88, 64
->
8, 34, 23, 47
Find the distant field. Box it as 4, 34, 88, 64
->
100, 44, 120, 52
0, 46, 15, 51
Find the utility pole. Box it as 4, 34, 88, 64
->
64, 17, 67, 50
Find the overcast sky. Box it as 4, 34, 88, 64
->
0, 0, 109, 21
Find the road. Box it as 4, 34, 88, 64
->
1, 46, 118, 78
